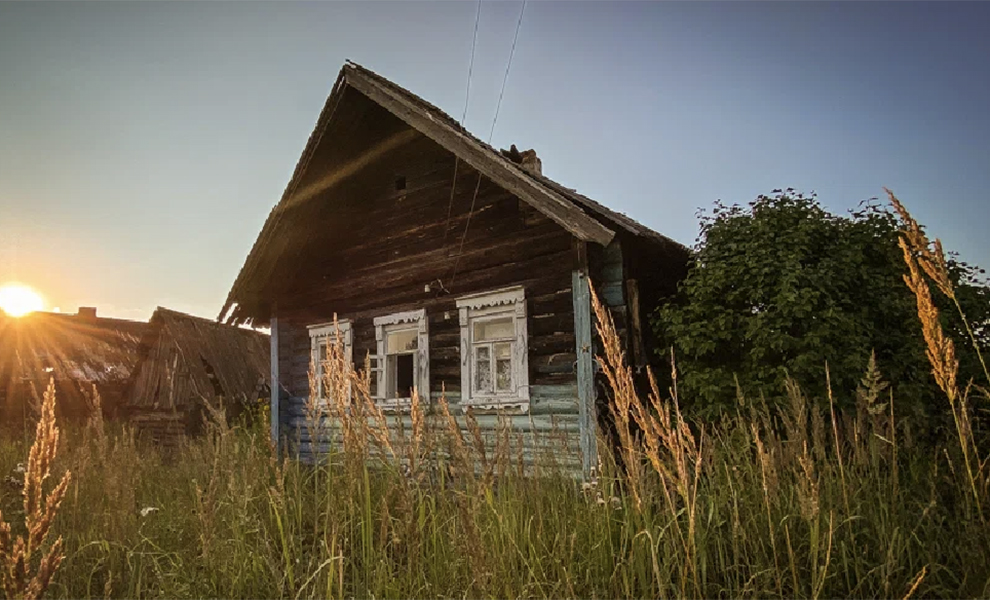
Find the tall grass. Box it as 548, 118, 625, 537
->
1, 379, 72, 600
1, 191, 988, 598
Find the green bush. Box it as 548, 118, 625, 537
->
654, 189, 990, 418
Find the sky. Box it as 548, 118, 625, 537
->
1, 1, 988, 322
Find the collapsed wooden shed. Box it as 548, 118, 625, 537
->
125, 307, 270, 444
0, 307, 148, 426
220, 61, 691, 476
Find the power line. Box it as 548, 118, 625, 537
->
488, 0, 527, 143
448, 0, 527, 289
461, 0, 483, 127
442, 0, 484, 252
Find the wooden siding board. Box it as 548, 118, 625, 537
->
573, 268, 598, 477
283, 398, 583, 472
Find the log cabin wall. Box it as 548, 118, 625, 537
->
619, 232, 692, 374
585, 232, 691, 463
268, 105, 584, 471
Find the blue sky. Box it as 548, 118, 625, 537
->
1, 1, 988, 321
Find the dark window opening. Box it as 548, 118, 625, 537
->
201, 356, 225, 398
394, 354, 414, 398
395, 176, 407, 191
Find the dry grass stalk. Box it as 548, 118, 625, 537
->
405, 388, 428, 479
853, 352, 890, 465
751, 421, 784, 595
780, 377, 809, 459
305, 361, 326, 455
306, 317, 354, 461
588, 283, 644, 510
887, 190, 953, 299
437, 392, 472, 481
83, 383, 105, 444
890, 189, 985, 517
0, 378, 72, 600
464, 407, 491, 484
796, 441, 820, 522
589, 280, 705, 593
888, 188, 989, 386
356, 379, 396, 464
900, 235, 959, 401
901, 566, 927, 600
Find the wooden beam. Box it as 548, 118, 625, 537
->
625, 278, 646, 368
270, 310, 280, 453
344, 71, 616, 246
572, 267, 598, 478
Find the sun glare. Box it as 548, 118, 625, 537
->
0, 283, 45, 317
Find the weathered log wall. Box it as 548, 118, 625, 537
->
269, 101, 585, 468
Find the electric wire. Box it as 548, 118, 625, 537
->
448, 0, 527, 290
441, 0, 484, 253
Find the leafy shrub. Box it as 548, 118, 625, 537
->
654, 189, 990, 420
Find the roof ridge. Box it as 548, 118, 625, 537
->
157, 306, 266, 334
220, 61, 689, 325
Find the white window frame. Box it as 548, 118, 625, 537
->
308, 319, 353, 406
372, 309, 429, 410
457, 286, 530, 411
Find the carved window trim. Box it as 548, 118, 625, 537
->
372, 309, 429, 409
457, 286, 530, 412
308, 318, 353, 405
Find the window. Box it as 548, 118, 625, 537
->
372, 309, 429, 409
308, 319, 353, 404
456, 287, 529, 410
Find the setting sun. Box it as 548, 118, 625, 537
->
0, 283, 45, 317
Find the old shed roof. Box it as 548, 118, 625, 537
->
127, 307, 270, 411
0, 310, 149, 418
221, 61, 686, 325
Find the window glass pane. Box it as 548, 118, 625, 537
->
496, 359, 512, 392
474, 345, 492, 393
368, 356, 382, 399
495, 342, 512, 392
315, 340, 327, 398
474, 317, 514, 342
386, 329, 418, 354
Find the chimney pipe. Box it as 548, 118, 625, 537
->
520, 149, 542, 176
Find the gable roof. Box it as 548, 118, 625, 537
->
127, 307, 269, 411
220, 61, 686, 325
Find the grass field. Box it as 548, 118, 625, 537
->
2, 192, 988, 599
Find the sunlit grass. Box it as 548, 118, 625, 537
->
0, 190, 987, 598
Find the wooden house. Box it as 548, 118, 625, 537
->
125, 307, 270, 444
0, 307, 148, 426
220, 61, 689, 475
